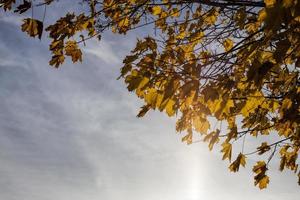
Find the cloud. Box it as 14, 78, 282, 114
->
0, 12, 23, 26
84, 39, 120, 64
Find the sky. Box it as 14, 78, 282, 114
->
0, 2, 299, 200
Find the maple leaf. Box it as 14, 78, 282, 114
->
193, 116, 210, 135
252, 161, 270, 189
49, 54, 65, 68
151, 6, 162, 16
257, 142, 271, 155
264, 0, 276, 7
182, 130, 193, 145
221, 142, 232, 161
204, 130, 220, 151
14, 0, 31, 14
223, 38, 233, 52
21, 18, 43, 39
65, 40, 82, 63
137, 105, 151, 118
0, 0, 15, 11
229, 153, 246, 172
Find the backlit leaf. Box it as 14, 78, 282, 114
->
253, 161, 269, 189
21, 18, 43, 39
223, 38, 233, 52
221, 142, 232, 161
65, 40, 82, 63
151, 6, 162, 16
229, 153, 246, 172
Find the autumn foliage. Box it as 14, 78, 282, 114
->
1, 0, 300, 189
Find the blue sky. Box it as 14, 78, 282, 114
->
0, 2, 299, 200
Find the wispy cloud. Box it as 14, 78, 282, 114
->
84, 39, 120, 64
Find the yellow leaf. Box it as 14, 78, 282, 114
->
165, 99, 176, 116
49, 54, 65, 68
253, 161, 269, 189
282, 98, 292, 110
111, 26, 117, 33
240, 154, 246, 167
50, 40, 63, 51
224, 99, 234, 115
203, 130, 220, 150
193, 116, 210, 134
240, 92, 264, 117
227, 116, 236, 129
180, 88, 196, 110
245, 22, 260, 33
204, 8, 218, 25
176, 31, 186, 39
264, 0, 276, 7
21, 18, 43, 39
257, 175, 270, 189
217, 99, 235, 119
145, 88, 158, 107
151, 6, 162, 16
294, 16, 300, 23
223, 38, 233, 52
156, 93, 164, 109
129, 0, 136, 4
135, 77, 149, 97
269, 101, 280, 112
283, 0, 293, 7
257, 9, 267, 22
221, 142, 232, 161
65, 40, 82, 63
257, 142, 271, 155
193, 31, 204, 41
118, 17, 130, 28
182, 131, 193, 145
137, 105, 150, 117
170, 7, 180, 17
234, 7, 246, 29
229, 153, 246, 172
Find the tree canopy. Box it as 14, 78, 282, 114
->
1, 0, 300, 189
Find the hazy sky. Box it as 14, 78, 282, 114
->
0, 2, 299, 200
